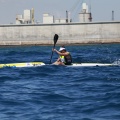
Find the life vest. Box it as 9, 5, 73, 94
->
60, 53, 72, 65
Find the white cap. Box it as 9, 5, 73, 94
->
59, 47, 66, 51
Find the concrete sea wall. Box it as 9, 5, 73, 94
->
0, 21, 120, 45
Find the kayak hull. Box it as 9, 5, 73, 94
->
0, 62, 114, 68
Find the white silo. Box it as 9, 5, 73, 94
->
82, 3, 87, 13
24, 9, 31, 23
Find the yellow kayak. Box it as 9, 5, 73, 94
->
0, 62, 45, 68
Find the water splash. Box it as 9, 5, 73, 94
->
113, 59, 120, 66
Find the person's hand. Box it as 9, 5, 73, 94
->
52, 48, 57, 52
57, 58, 61, 62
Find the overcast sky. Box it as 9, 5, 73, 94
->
0, 0, 120, 24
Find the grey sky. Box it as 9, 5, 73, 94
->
0, 0, 120, 24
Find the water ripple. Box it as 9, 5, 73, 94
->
0, 44, 120, 120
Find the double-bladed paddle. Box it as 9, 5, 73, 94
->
49, 34, 59, 64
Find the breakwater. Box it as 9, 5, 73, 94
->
0, 21, 120, 45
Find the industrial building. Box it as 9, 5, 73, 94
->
79, 3, 92, 22
16, 8, 34, 24
43, 13, 54, 24
15, 2, 92, 24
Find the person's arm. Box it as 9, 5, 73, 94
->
53, 49, 69, 56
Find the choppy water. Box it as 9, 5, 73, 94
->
0, 44, 120, 120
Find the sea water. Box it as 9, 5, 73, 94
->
0, 44, 120, 120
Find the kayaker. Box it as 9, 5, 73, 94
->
53, 46, 72, 65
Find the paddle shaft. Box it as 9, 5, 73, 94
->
49, 43, 56, 64
49, 34, 59, 64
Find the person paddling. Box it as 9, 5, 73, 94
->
53, 46, 72, 65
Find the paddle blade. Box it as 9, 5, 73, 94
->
54, 34, 59, 45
